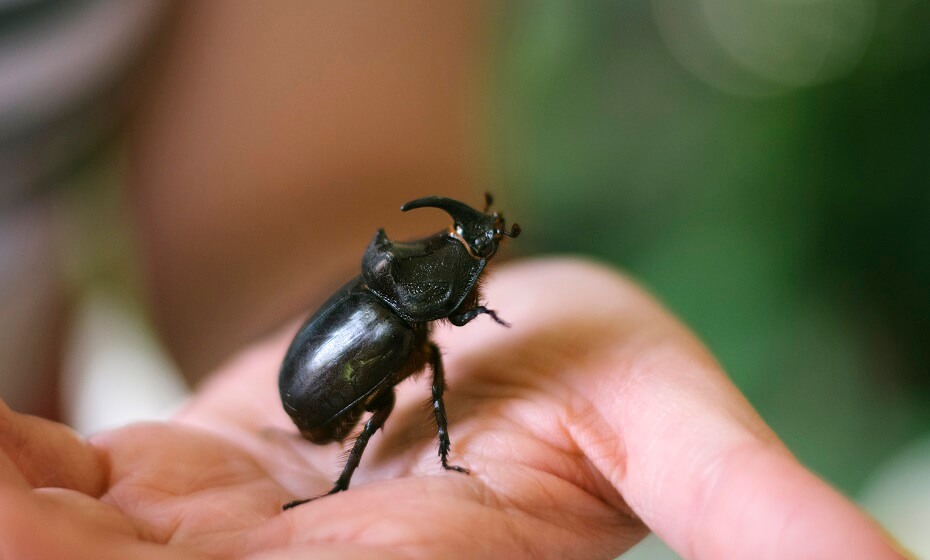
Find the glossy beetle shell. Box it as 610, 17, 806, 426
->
278, 195, 519, 509
279, 277, 427, 442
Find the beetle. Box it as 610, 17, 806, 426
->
279, 194, 520, 510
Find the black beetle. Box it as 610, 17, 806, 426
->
279, 194, 520, 510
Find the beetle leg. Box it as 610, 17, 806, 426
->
334, 391, 396, 488
427, 342, 470, 475
282, 391, 396, 511
449, 306, 510, 328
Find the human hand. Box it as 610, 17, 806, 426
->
0, 259, 906, 559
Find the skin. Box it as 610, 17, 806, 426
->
0, 259, 906, 560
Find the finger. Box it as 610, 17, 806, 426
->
0, 484, 208, 560
457, 258, 903, 560
0, 399, 107, 496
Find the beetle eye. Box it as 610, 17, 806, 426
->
471, 231, 498, 257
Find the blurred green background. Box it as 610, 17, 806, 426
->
492, 0, 930, 499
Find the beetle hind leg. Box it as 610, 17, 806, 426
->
282, 391, 396, 511
426, 342, 470, 475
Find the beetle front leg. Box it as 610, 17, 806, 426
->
449, 306, 510, 328
282, 391, 396, 511
426, 342, 470, 474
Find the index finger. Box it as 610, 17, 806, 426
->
473, 258, 905, 560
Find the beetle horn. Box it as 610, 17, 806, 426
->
400, 196, 487, 225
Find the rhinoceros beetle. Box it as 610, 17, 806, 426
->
279, 194, 520, 510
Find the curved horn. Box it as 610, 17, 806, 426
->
400, 196, 486, 225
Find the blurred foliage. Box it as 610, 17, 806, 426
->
491, 0, 930, 495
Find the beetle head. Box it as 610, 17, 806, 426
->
401, 194, 520, 259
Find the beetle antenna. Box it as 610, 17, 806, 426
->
483, 192, 494, 213
503, 223, 521, 238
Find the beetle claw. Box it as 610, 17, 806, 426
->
489, 312, 511, 328
444, 464, 470, 475
282, 497, 315, 510
282, 500, 303, 510
282, 485, 347, 510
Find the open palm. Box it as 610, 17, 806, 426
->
0, 260, 902, 559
